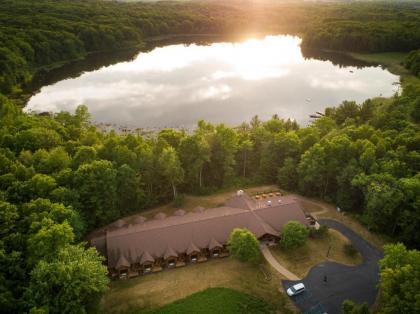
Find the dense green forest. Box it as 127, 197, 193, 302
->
0, 0, 420, 313
405, 50, 420, 77
1, 76, 419, 312
1, 0, 419, 94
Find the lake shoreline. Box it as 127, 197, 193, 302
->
25, 35, 401, 131
15, 33, 408, 109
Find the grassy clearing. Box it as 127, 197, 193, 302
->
143, 287, 274, 314
350, 52, 409, 75
101, 258, 297, 314
270, 229, 362, 278
349, 51, 420, 92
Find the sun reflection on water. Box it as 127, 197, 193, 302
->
26, 35, 398, 128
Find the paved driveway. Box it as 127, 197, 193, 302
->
282, 219, 383, 314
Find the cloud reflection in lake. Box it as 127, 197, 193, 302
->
26, 35, 399, 128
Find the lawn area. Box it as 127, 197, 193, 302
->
270, 229, 362, 278
100, 258, 297, 314
143, 287, 274, 314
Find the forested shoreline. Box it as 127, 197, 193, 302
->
1, 0, 420, 313
1, 0, 419, 95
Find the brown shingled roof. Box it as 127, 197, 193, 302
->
164, 247, 178, 259
194, 206, 205, 213
174, 209, 186, 216
140, 251, 154, 264
113, 219, 125, 228
225, 194, 256, 210
186, 242, 200, 255
209, 238, 222, 250
115, 255, 130, 270
154, 212, 167, 220
99, 195, 308, 269
134, 216, 146, 224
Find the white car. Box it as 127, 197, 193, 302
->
286, 283, 306, 296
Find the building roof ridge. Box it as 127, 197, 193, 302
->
107, 206, 251, 240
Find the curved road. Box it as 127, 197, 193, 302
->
282, 219, 383, 314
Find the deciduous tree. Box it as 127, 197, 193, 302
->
228, 228, 261, 263
280, 221, 309, 249
24, 244, 109, 314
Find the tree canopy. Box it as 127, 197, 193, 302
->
228, 228, 261, 264
24, 244, 109, 314
378, 243, 420, 314
280, 221, 309, 249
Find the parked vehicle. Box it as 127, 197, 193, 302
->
286, 283, 306, 296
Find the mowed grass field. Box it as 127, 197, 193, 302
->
144, 287, 275, 314
270, 229, 362, 278
101, 258, 297, 314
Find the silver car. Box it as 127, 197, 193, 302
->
286, 283, 306, 296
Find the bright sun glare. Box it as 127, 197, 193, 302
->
227, 36, 303, 80
109, 36, 303, 81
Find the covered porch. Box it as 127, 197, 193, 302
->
164, 247, 178, 269
186, 242, 207, 263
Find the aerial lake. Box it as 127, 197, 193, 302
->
25, 35, 399, 128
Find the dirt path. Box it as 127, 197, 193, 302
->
260, 244, 300, 281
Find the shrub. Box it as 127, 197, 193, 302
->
344, 243, 358, 257
309, 225, 329, 238
342, 300, 370, 314
173, 193, 185, 208
281, 221, 309, 249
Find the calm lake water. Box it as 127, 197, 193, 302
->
26, 35, 399, 128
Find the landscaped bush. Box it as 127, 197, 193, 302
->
281, 221, 309, 249
309, 225, 329, 238
344, 243, 358, 257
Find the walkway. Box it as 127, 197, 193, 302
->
282, 219, 383, 314
260, 244, 300, 280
